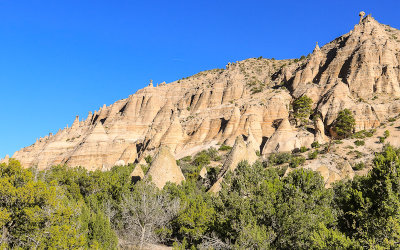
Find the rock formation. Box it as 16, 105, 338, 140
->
130, 165, 145, 183
10, 14, 400, 172
262, 118, 314, 154
209, 136, 258, 193
145, 146, 185, 189
359, 11, 366, 24
199, 166, 207, 179
0, 155, 9, 165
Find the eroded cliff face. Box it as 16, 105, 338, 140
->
290, 15, 400, 131
11, 15, 400, 170
13, 58, 292, 170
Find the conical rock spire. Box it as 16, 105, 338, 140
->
145, 146, 185, 189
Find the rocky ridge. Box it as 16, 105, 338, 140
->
7, 14, 400, 184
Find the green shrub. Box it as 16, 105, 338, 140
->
319, 146, 329, 154
354, 140, 365, 146
353, 150, 363, 159
384, 130, 390, 139
289, 156, 306, 168
308, 150, 318, 160
311, 141, 320, 149
353, 129, 376, 138
388, 117, 396, 122
145, 155, 152, 164
207, 167, 221, 184
365, 129, 376, 137
352, 162, 365, 171
300, 146, 308, 153
140, 164, 150, 174
207, 147, 221, 161
379, 137, 386, 143
268, 152, 292, 166
218, 144, 232, 151
352, 130, 366, 139
251, 86, 263, 94
180, 155, 192, 162
193, 151, 211, 166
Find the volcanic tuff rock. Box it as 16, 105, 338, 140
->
9, 14, 400, 171
0, 155, 9, 165
130, 165, 145, 183
261, 118, 314, 155
209, 136, 258, 193
145, 146, 185, 189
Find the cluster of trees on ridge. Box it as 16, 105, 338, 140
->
1, 141, 400, 249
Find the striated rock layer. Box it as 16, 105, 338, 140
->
10, 14, 400, 170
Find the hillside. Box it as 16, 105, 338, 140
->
6, 14, 400, 177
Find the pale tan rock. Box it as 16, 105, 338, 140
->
312, 162, 353, 188
292, 16, 400, 134
208, 178, 223, 193
11, 59, 292, 169
246, 128, 260, 153
114, 160, 125, 166
145, 146, 185, 189
160, 117, 186, 153
199, 166, 207, 179
340, 162, 355, 180
0, 155, 9, 165
209, 136, 258, 193
262, 118, 314, 155
314, 117, 329, 144
316, 166, 330, 181
130, 165, 145, 182
222, 136, 258, 173
326, 172, 342, 188
119, 145, 137, 165
315, 166, 341, 188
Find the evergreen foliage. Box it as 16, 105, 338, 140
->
3, 144, 400, 249
332, 109, 356, 138
292, 95, 313, 126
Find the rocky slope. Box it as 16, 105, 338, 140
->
8, 14, 400, 173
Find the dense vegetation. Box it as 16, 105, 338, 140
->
2, 144, 400, 249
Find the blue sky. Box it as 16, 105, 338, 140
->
1, 0, 399, 158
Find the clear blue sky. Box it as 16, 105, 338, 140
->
1, 0, 399, 158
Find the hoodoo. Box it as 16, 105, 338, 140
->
145, 146, 185, 189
